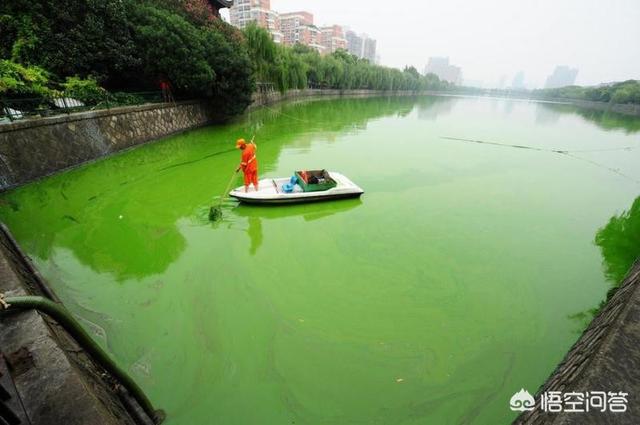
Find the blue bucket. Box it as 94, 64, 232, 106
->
283, 183, 294, 193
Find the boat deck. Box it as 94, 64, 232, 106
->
229, 172, 363, 204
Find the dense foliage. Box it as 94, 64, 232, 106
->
1, 0, 451, 118
534, 80, 640, 105
595, 196, 640, 287
61, 76, 108, 104
243, 24, 450, 93
0, 60, 52, 97
1, 0, 254, 116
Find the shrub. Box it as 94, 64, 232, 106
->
0, 59, 53, 97
108, 92, 146, 106
61, 76, 107, 104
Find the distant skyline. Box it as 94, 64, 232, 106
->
221, 0, 640, 88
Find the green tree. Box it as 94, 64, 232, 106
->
0, 59, 52, 97
0, 0, 139, 84
127, 4, 214, 94
243, 22, 277, 83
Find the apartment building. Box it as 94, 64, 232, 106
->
229, 4, 370, 58
424, 57, 462, 85
544, 66, 579, 88
229, 0, 282, 43
345, 30, 377, 62
345, 30, 363, 57
320, 25, 347, 53
363, 37, 377, 63
280, 12, 324, 52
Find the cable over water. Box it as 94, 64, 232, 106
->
260, 103, 311, 123
441, 136, 640, 184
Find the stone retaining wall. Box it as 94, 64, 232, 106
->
249, 88, 418, 110
0, 100, 214, 191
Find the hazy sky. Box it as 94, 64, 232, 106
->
222, 0, 639, 88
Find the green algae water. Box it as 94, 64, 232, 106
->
2, 96, 640, 424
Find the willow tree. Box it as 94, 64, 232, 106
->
243, 22, 277, 84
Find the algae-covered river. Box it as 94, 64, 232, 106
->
1, 96, 640, 424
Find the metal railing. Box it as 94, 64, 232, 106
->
0, 91, 165, 123
255, 82, 275, 93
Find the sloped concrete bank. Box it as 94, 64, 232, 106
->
0, 224, 149, 424
514, 261, 640, 424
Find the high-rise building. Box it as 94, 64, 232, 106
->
363, 37, 377, 62
345, 30, 364, 57
345, 30, 377, 62
544, 66, 579, 89
279, 12, 324, 52
497, 75, 507, 89
511, 71, 525, 89
229, 0, 282, 43
424, 57, 462, 85
320, 25, 347, 53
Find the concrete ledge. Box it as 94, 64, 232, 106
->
0, 101, 201, 134
0, 226, 140, 425
248, 88, 421, 111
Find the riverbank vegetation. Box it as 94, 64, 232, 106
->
1, 1, 448, 119
2, 1, 637, 119
243, 23, 449, 93
596, 196, 640, 288
533, 80, 640, 105
578, 195, 640, 322
1, 0, 253, 116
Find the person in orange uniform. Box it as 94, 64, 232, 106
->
235, 138, 259, 192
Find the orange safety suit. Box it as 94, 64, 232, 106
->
240, 143, 258, 186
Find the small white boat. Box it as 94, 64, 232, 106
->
230, 171, 364, 204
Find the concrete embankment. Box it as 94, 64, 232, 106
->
426, 91, 640, 117
0, 224, 146, 425
248, 88, 418, 111
514, 261, 640, 424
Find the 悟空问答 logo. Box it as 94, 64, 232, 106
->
510, 389, 535, 412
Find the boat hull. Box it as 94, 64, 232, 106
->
229, 172, 364, 205
231, 191, 362, 205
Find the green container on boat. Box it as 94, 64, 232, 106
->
295, 170, 337, 192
